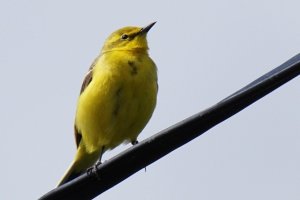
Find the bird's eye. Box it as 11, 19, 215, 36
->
121, 34, 129, 40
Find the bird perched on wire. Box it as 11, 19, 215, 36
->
57, 22, 158, 186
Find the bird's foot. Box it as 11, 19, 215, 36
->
87, 161, 102, 180
131, 140, 139, 145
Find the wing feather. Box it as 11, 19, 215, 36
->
74, 56, 100, 147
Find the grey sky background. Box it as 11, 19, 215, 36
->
1, 1, 299, 199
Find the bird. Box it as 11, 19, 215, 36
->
57, 22, 158, 186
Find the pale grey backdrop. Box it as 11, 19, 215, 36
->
0, 1, 299, 199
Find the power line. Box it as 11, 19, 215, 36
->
39, 54, 300, 200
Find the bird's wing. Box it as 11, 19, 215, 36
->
79, 56, 99, 94
74, 56, 99, 147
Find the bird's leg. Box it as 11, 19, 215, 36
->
97, 145, 105, 164
87, 146, 105, 180
131, 140, 139, 145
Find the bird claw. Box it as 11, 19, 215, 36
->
131, 140, 139, 145
87, 166, 94, 176
87, 161, 102, 180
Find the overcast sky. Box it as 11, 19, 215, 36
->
0, 1, 299, 199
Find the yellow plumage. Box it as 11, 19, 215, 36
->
57, 22, 158, 186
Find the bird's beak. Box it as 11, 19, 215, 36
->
140, 22, 156, 34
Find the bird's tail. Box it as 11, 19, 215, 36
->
56, 160, 83, 187
56, 145, 101, 187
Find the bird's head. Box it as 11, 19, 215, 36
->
101, 22, 156, 53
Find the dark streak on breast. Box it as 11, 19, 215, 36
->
113, 87, 122, 116
128, 60, 138, 75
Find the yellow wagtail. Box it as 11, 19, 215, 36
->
57, 22, 158, 186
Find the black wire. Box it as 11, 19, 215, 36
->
39, 54, 300, 200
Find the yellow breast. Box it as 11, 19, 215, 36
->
75, 50, 157, 153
